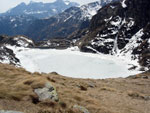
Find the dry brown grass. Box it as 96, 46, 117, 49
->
0, 64, 49, 102
0, 63, 150, 113
100, 86, 116, 92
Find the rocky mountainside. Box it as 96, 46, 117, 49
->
25, 0, 116, 41
0, 0, 79, 19
78, 0, 150, 70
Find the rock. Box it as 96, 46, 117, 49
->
0, 110, 23, 113
127, 73, 150, 79
50, 72, 59, 75
73, 105, 90, 113
143, 96, 150, 101
128, 91, 150, 101
87, 82, 96, 88
80, 85, 87, 91
77, 84, 87, 91
128, 65, 138, 70
0, 45, 20, 65
34, 82, 59, 102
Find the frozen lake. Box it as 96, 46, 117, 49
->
13, 47, 139, 79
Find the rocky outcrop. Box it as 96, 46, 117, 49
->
34, 82, 59, 102
0, 35, 35, 48
0, 46, 20, 65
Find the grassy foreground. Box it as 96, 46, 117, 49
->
0, 63, 149, 113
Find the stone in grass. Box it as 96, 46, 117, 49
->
34, 82, 59, 102
0, 110, 23, 113
73, 105, 90, 113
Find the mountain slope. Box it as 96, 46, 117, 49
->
25, 0, 116, 41
78, 0, 150, 70
1, 0, 79, 19
0, 15, 36, 36
0, 0, 114, 40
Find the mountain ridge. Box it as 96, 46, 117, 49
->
25, 0, 116, 41
0, 0, 79, 19
0, 0, 115, 40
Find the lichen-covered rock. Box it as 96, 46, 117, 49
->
34, 82, 59, 102
0, 110, 23, 113
73, 105, 90, 113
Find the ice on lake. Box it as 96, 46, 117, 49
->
13, 47, 139, 79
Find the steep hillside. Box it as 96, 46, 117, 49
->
0, 63, 149, 113
1, 0, 79, 19
79, 0, 150, 70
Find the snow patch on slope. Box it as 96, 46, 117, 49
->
120, 29, 144, 56
121, 0, 127, 8
80, 2, 102, 19
64, 0, 70, 5
117, 29, 144, 69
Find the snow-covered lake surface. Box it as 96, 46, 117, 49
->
10, 47, 140, 79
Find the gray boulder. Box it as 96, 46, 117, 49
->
34, 82, 59, 102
